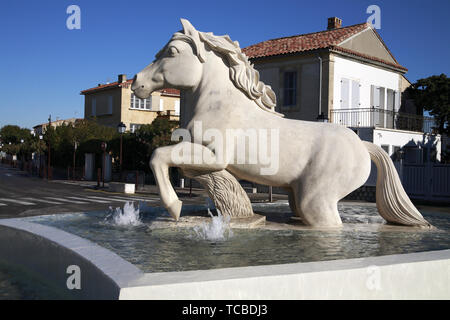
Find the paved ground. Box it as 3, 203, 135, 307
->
0, 164, 289, 219
0, 165, 191, 218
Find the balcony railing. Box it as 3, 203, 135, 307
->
330, 108, 435, 133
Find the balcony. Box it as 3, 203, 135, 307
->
330, 108, 436, 133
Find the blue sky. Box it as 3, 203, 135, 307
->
0, 0, 449, 129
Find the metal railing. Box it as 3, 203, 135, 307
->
330, 107, 435, 133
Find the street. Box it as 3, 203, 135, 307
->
0, 165, 162, 219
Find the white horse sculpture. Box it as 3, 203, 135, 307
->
132, 19, 430, 228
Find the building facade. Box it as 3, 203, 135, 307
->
81, 74, 180, 132
33, 118, 82, 136
242, 17, 440, 165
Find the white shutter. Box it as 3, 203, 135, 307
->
371, 85, 380, 108
351, 80, 360, 108
174, 100, 180, 116
91, 97, 96, 116
159, 98, 164, 111
340, 78, 350, 109
370, 85, 376, 107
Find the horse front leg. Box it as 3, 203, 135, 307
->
150, 142, 227, 221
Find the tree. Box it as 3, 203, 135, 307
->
0, 125, 34, 160
407, 74, 449, 134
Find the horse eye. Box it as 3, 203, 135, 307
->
168, 46, 179, 56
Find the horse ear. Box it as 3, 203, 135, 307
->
179, 18, 206, 63
180, 18, 197, 36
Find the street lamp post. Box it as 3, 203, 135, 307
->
39, 135, 43, 177
47, 115, 51, 180
117, 122, 126, 180
101, 141, 107, 188
73, 141, 78, 180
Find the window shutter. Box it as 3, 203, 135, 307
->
351, 80, 360, 108
370, 85, 375, 107
371, 85, 380, 108
108, 96, 113, 114
174, 100, 180, 116
340, 78, 349, 108
130, 94, 135, 108
91, 97, 96, 116
159, 99, 164, 111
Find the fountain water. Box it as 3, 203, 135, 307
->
192, 209, 233, 241
105, 202, 142, 226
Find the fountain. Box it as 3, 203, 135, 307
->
0, 19, 449, 299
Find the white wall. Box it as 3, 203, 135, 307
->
373, 128, 441, 161
333, 56, 400, 110
363, 128, 441, 186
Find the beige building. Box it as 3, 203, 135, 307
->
33, 118, 82, 136
81, 74, 180, 132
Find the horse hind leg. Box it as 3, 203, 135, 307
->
290, 182, 342, 227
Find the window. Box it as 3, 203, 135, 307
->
130, 93, 151, 110
391, 146, 401, 161
159, 99, 164, 111
108, 95, 113, 114
386, 89, 395, 111
381, 144, 390, 155
283, 71, 297, 107
91, 97, 96, 116
130, 123, 142, 133
371, 86, 385, 109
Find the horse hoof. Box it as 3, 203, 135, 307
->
167, 199, 182, 221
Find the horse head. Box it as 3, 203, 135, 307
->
131, 19, 205, 99
132, 19, 281, 115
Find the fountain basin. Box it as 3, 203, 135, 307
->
0, 202, 449, 299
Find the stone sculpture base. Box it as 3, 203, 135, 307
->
148, 213, 266, 230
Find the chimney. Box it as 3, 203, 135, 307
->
118, 74, 127, 83
327, 17, 342, 30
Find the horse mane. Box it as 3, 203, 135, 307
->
173, 28, 284, 117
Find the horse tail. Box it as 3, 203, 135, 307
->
363, 141, 431, 227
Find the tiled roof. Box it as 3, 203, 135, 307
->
81, 79, 180, 96
242, 22, 406, 71
159, 88, 181, 96
243, 23, 369, 58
